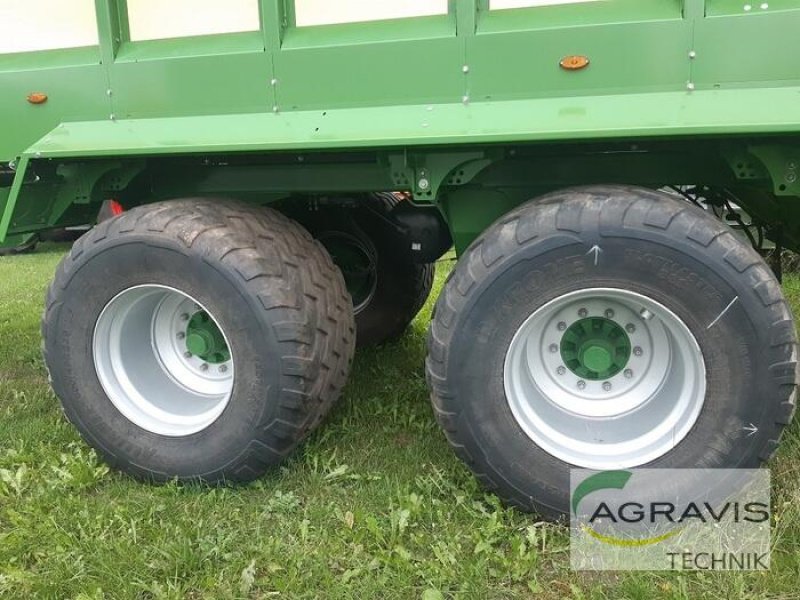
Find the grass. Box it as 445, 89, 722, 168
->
0, 243, 799, 599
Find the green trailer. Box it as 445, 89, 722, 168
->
1, 0, 799, 517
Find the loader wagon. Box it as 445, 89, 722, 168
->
1, 0, 799, 517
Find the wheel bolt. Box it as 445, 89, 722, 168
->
625, 323, 636, 334
557, 321, 567, 331
176, 332, 186, 340
605, 309, 615, 319
602, 382, 612, 392
219, 365, 228, 373
624, 369, 633, 379
549, 343, 559, 353
633, 346, 643, 356
184, 351, 192, 358
578, 308, 588, 318
557, 366, 566, 375
577, 380, 586, 390
180, 313, 190, 321
200, 363, 209, 372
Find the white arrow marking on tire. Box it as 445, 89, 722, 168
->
706, 296, 739, 330
743, 423, 758, 437
586, 245, 603, 266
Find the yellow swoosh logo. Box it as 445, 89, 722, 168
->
581, 523, 683, 547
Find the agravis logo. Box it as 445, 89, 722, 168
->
570, 469, 771, 570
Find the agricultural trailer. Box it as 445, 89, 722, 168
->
1, 0, 799, 517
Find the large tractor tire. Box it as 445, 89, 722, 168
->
307, 193, 435, 347
427, 185, 797, 518
43, 199, 355, 482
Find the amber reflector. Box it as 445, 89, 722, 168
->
559, 56, 590, 71
27, 93, 48, 105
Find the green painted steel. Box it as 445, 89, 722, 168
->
1, 0, 800, 251
185, 311, 231, 365
560, 318, 632, 381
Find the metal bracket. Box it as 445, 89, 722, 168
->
388, 151, 494, 202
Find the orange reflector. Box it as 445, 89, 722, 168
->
27, 92, 48, 105
560, 56, 590, 71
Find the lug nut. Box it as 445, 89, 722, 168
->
176, 332, 186, 340
200, 363, 209, 372
624, 369, 633, 379
557, 321, 567, 331
578, 308, 588, 318
180, 313, 190, 321
577, 380, 586, 390
605, 309, 615, 319
639, 308, 654, 321
184, 351, 192, 358
625, 323, 636, 334
633, 346, 643, 356
219, 364, 228, 373
549, 343, 559, 353
602, 382, 612, 391
557, 366, 566, 376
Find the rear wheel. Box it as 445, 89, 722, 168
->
306, 193, 435, 347
427, 185, 797, 518
43, 199, 355, 482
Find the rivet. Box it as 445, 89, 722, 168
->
418, 178, 431, 190
687, 82, 695, 91
557, 321, 567, 331
272, 105, 279, 113
688, 50, 697, 59
602, 382, 612, 391
639, 308, 654, 321
787, 172, 798, 184
106, 89, 113, 96
760, 2, 769, 8
577, 380, 586, 390
462, 95, 470, 105
605, 309, 615, 319
462, 65, 470, 73
633, 346, 643, 357
744, 4, 752, 10
626, 323, 636, 333
549, 343, 559, 353
578, 308, 588, 318
270, 78, 278, 86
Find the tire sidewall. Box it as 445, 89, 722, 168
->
47, 237, 285, 479
444, 222, 775, 515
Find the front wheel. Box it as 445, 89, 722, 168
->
427, 186, 797, 518
43, 199, 355, 483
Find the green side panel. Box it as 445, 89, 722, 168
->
693, 5, 800, 88
275, 16, 463, 110
0, 48, 110, 161
22, 87, 800, 160
469, 1, 690, 101
109, 33, 276, 119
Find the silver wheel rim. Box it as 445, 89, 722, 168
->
93, 285, 234, 437
503, 288, 706, 469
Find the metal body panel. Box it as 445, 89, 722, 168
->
2, 0, 800, 250
20, 87, 800, 159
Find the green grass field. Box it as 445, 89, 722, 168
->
1, 243, 799, 599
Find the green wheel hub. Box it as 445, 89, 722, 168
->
185, 311, 230, 364
560, 317, 631, 380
